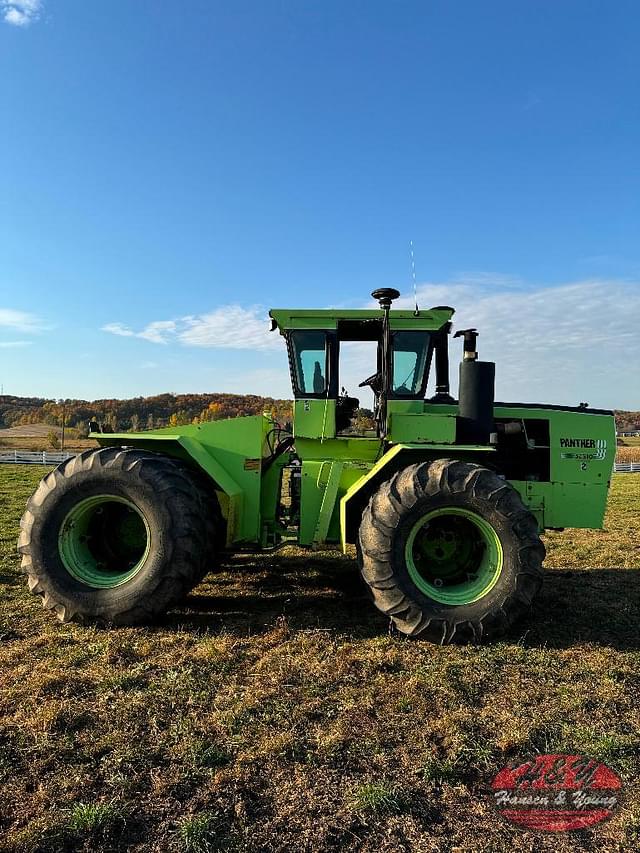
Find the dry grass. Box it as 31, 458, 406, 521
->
616, 445, 640, 463
0, 466, 639, 852
0, 436, 96, 453
0, 424, 65, 438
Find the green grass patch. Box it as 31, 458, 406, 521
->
348, 781, 402, 815
68, 801, 124, 835
177, 811, 222, 853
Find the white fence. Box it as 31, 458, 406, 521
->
614, 461, 640, 473
1, 449, 639, 472
0, 450, 74, 465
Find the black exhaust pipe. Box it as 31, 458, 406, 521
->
432, 322, 454, 402
455, 329, 495, 445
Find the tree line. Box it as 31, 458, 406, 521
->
0, 393, 294, 436
615, 410, 640, 433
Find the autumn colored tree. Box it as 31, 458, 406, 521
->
0, 392, 292, 432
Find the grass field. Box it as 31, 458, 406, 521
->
1, 466, 639, 852
617, 437, 640, 464
0, 435, 96, 454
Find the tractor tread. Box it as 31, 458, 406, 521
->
357, 458, 545, 644
18, 447, 224, 626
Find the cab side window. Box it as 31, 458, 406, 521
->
290, 331, 328, 397
391, 331, 431, 397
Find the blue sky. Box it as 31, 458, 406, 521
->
1, 0, 639, 408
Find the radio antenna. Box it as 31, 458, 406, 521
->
409, 240, 419, 315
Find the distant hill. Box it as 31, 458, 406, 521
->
0, 393, 293, 436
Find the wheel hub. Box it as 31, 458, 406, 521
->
405, 508, 503, 605
58, 495, 150, 588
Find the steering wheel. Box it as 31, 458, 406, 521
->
358, 372, 380, 389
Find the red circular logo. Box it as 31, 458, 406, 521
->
491, 754, 622, 831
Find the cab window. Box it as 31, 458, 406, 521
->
289, 330, 329, 397
391, 331, 431, 397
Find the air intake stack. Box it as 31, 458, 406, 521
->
455, 328, 495, 444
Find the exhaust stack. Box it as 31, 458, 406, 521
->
455, 328, 495, 445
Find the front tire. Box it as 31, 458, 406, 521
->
357, 459, 545, 643
18, 448, 219, 625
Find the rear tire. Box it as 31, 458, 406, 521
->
357, 459, 545, 644
17, 448, 220, 625
189, 468, 225, 583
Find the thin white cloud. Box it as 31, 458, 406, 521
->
101, 322, 135, 338
0, 308, 45, 333
0, 340, 32, 348
102, 320, 177, 345
139, 320, 177, 344
180, 306, 277, 350
102, 306, 278, 351
2, 0, 42, 26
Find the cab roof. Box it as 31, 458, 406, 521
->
269, 306, 455, 332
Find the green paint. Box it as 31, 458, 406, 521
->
389, 411, 457, 444
269, 307, 454, 332
58, 495, 150, 588
294, 399, 336, 439
95, 415, 266, 545
294, 435, 380, 463
404, 507, 503, 604
313, 461, 344, 546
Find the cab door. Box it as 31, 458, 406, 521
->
287, 330, 338, 439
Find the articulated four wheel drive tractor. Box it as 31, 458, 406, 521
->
19, 289, 616, 643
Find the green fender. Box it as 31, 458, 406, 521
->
339, 442, 495, 551
93, 432, 243, 545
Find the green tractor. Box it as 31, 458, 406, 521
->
18, 289, 616, 643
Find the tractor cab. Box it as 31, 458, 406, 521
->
269, 289, 455, 440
